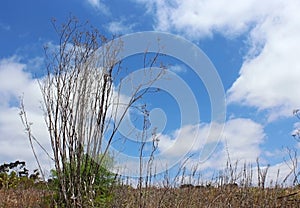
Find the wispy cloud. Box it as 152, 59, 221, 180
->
0, 22, 10, 31
86, 0, 110, 15
106, 19, 136, 34
168, 64, 187, 74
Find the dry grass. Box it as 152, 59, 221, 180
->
0, 183, 300, 207
0, 188, 54, 208
111, 185, 300, 208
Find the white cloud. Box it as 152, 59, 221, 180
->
134, 0, 277, 38
0, 57, 53, 173
168, 64, 187, 74
0, 57, 42, 109
106, 20, 135, 34
158, 118, 265, 170
86, 0, 110, 15
228, 2, 300, 120
158, 124, 208, 157
221, 118, 265, 162
134, 0, 300, 121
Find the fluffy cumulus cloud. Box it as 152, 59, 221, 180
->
158, 124, 208, 157
158, 118, 265, 170
134, 0, 300, 121
221, 118, 265, 162
227, 1, 300, 120
0, 57, 41, 109
0, 57, 53, 173
134, 0, 273, 38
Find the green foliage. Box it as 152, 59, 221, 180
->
0, 161, 37, 190
0, 171, 37, 190
0, 171, 20, 189
50, 154, 118, 207
92, 165, 117, 206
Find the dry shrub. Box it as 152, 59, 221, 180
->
0, 188, 54, 208
110, 185, 300, 208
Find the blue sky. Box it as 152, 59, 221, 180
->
1, 0, 300, 184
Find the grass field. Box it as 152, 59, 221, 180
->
0, 182, 300, 207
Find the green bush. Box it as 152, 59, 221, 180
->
0, 160, 44, 191
49, 154, 118, 207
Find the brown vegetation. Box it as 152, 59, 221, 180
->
0, 188, 54, 208
1, 183, 300, 207
112, 185, 300, 208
